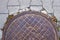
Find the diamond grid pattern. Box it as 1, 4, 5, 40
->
5, 14, 55, 40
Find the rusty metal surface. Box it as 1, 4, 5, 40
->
2, 11, 58, 40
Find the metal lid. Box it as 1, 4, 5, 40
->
2, 11, 58, 40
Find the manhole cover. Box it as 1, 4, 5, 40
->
2, 11, 58, 40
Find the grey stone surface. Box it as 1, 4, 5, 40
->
0, 14, 8, 28
0, 0, 60, 39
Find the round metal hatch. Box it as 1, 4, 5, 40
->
2, 11, 58, 40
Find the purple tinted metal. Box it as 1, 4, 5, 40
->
2, 11, 58, 40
